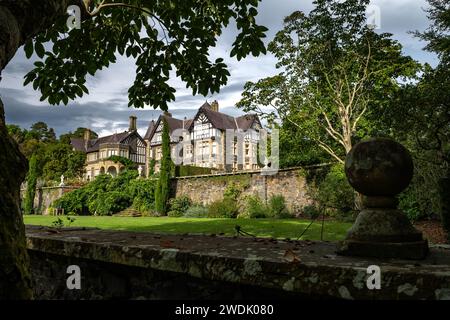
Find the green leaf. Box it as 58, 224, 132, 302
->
35, 42, 45, 59
24, 40, 34, 59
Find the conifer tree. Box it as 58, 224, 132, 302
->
155, 118, 171, 215
24, 153, 43, 215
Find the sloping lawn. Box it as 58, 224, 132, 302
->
23, 215, 351, 241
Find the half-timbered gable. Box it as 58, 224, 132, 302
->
144, 101, 262, 173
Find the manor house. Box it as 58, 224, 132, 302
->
143, 101, 262, 175
71, 101, 262, 179
71, 116, 147, 180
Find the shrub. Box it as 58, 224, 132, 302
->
208, 198, 239, 218
168, 195, 192, 216
52, 170, 153, 216
107, 170, 138, 191
184, 205, 209, 218
243, 195, 267, 218
268, 195, 291, 218
170, 196, 192, 212
167, 210, 184, 217
89, 191, 132, 216
302, 205, 320, 219
175, 165, 212, 177
223, 182, 244, 201
317, 164, 354, 216
53, 187, 90, 215
129, 179, 157, 212
398, 188, 424, 221
397, 156, 445, 222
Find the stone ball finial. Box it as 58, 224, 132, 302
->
345, 138, 414, 196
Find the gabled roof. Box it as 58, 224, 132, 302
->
236, 114, 260, 131
188, 102, 237, 131
71, 131, 145, 153
143, 102, 262, 142
144, 114, 188, 142
143, 120, 155, 140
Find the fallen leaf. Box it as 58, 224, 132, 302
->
283, 249, 301, 263
160, 240, 175, 248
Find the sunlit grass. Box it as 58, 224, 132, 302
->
24, 215, 351, 241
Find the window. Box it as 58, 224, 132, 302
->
212, 143, 217, 158
152, 132, 162, 145
193, 114, 215, 140
156, 148, 162, 160
88, 153, 98, 162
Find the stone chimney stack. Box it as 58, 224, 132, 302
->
84, 128, 90, 150
129, 115, 137, 132
163, 111, 172, 117
210, 100, 219, 112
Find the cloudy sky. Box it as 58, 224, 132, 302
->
0, 0, 436, 138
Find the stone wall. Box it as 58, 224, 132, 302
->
21, 166, 327, 216
172, 166, 327, 213
21, 186, 80, 215
25, 226, 450, 300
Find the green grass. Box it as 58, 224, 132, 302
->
23, 215, 351, 241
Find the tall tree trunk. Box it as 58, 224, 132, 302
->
0, 98, 31, 299
439, 168, 450, 241
0, 0, 83, 299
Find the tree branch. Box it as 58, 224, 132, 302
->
316, 139, 344, 164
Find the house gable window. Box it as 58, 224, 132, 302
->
193, 113, 213, 140
151, 123, 163, 145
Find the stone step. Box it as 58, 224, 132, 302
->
113, 207, 142, 217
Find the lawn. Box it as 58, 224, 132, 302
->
24, 215, 351, 241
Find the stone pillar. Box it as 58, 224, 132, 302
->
337, 138, 428, 260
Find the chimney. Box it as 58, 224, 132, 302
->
163, 111, 172, 117
210, 100, 219, 112
84, 129, 90, 150
129, 115, 137, 132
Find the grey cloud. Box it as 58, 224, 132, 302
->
0, 0, 439, 139
1, 89, 161, 137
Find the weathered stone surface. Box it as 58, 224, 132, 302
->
20, 186, 80, 215
345, 138, 414, 196
26, 226, 450, 300
172, 166, 322, 212
340, 138, 428, 260
22, 166, 325, 216
345, 209, 424, 243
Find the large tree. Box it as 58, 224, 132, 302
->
0, 0, 268, 299
60, 127, 98, 145
387, 0, 450, 234
237, 0, 419, 164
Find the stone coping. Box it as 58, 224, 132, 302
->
25, 225, 450, 300
21, 186, 81, 192
173, 163, 332, 180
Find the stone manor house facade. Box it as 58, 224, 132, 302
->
71, 101, 262, 180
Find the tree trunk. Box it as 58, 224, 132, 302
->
0, 98, 31, 299
0, 0, 83, 299
438, 169, 450, 241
